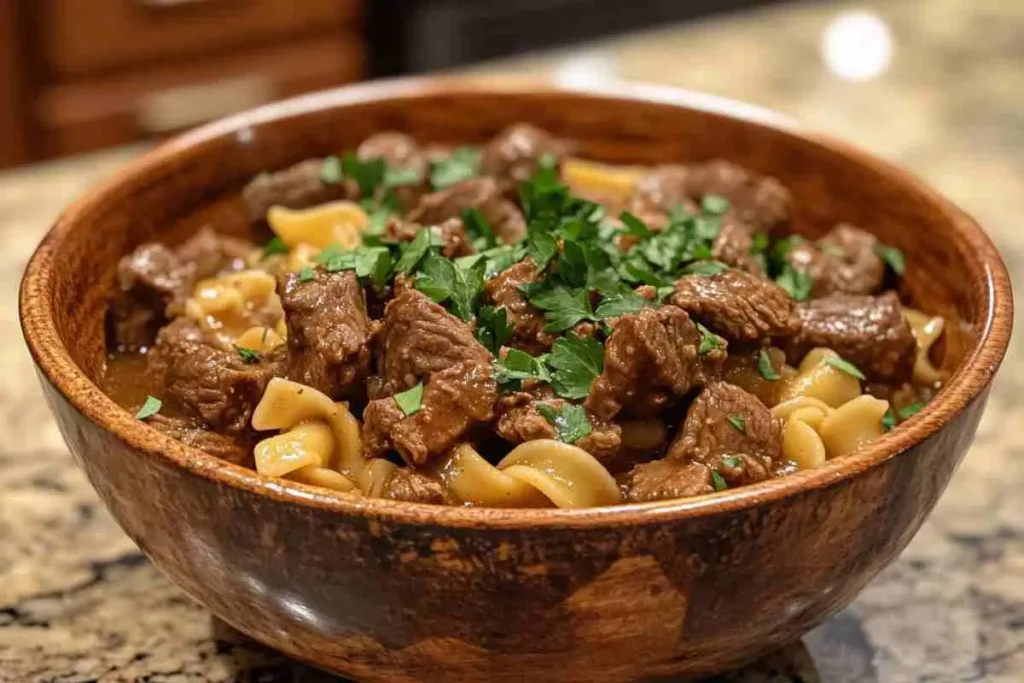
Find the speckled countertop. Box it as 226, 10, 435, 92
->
2, 0, 1022, 681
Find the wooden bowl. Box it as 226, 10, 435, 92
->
19, 77, 1013, 682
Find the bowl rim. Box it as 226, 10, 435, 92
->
19, 75, 1014, 529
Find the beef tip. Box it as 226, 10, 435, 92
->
786, 224, 885, 297
407, 177, 527, 244
711, 217, 765, 274
385, 216, 473, 258
357, 132, 428, 210
483, 260, 553, 354
242, 158, 350, 222
277, 268, 374, 400
108, 243, 194, 349
621, 459, 714, 502
148, 318, 286, 434
496, 392, 623, 463
362, 361, 498, 466
382, 469, 446, 504
174, 226, 253, 281
670, 269, 801, 342
629, 161, 792, 231
782, 292, 916, 381
585, 306, 726, 420
372, 287, 493, 399
145, 413, 254, 466
667, 382, 781, 487
721, 345, 790, 407
482, 123, 568, 194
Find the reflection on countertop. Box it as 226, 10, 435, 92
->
2, 0, 1022, 680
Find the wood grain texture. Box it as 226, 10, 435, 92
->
19, 77, 1014, 682
0, 0, 29, 167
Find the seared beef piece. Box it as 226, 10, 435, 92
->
782, 292, 916, 381
174, 226, 253, 281
149, 319, 286, 434
108, 243, 193, 348
145, 413, 254, 466
242, 158, 349, 222
357, 132, 428, 210
786, 224, 884, 297
483, 260, 553, 354
585, 306, 726, 420
621, 459, 714, 502
721, 344, 789, 407
667, 382, 781, 487
496, 391, 622, 463
482, 123, 568, 194
277, 268, 374, 399
371, 287, 493, 399
711, 217, 765, 274
670, 269, 801, 342
382, 469, 446, 504
362, 361, 498, 465
384, 216, 473, 258
407, 177, 527, 244
629, 161, 792, 232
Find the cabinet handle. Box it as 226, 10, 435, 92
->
136, 76, 276, 133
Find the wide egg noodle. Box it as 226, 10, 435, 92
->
904, 308, 948, 386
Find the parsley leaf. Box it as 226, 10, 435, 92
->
384, 166, 423, 188
414, 252, 456, 303
775, 263, 813, 301
696, 322, 724, 356
821, 244, 846, 258
450, 259, 485, 321
701, 195, 730, 215
898, 402, 925, 419
547, 334, 604, 400
298, 265, 316, 283
314, 244, 392, 285
824, 355, 866, 380
594, 288, 650, 319
527, 223, 558, 271
341, 152, 386, 197
619, 211, 654, 238
757, 348, 780, 381
681, 260, 728, 276
874, 242, 906, 276
394, 382, 424, 417
727, 415, 747, 434
537, 403, 593, 445
395, 229, 433, 273
556, 238, 589, 288
711, 470, 729, 492
262, 237, 289, 257
319, 156, 345, 184
526, 285, 595, 333
430, 146, 481, 190
750, 232, 769, 254
463, 208, 497, 251
236, 347, 261, 364
135, 395, 162, 420
721, 455, 743, 468
493, 349, 551, 390
475, 305, 514, 355
882, 410, 897, 432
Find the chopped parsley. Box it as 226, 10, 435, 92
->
721, 455, 743, 468
711, 470, 729, 492
394, 229, 433, 273
135, 395, 162, 421
824, 355, 866, 380
899, 402, 925, 419
430, 146, 481, 190
593, 287, 650, 319
475, 305, 514, 355
236, 347, 261, 364
696, 322, 724, 356
463, 208, 497, 251
493, 349, 551, 391
882, 410, 897, 432
394, 382, 424, 417
297, 265, 316, 283
701, 194, 730, 215
619, 211, 655, 239
315, 244, 392, 286
319, 156, 345, 184
874, 242, 906, 276
775, 263, 813, 301
681, 260, 729, 276
261, 237, 290, 257
525, 285, 596, 333
537, 403, 593, 445
413, 252, 483, 321
727, 415, 747, 434
757, 348, 780, 381
548, 334, 604, 399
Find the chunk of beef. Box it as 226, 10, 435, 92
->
782, 292, 916, 381
145, 413, 254, 466
721, 344, 790, 407
384, 216, 473, 258
621, 459, 714, 502
496, 392, 622, 463
372, 288, 493, 399
629, 161, 792, 231
407, 177, 527, 244
670, 269, 801, 341
482, 123, 568, 194
711, 217, 765, 274
277, 268, 374, 399
585, 306, 726, 420
148, 318, 286, 434
175, 226, 253, 281
668, 382, 781, 486
786, 224, 884, 297
357, 132, 428, 210
242, 158, 350, 222
483, 260, 553, 354
108, 243, 193, 349
362, 361, 498, 466
382, 469, 446, 504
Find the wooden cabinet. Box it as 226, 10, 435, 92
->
0, 0, 365, 168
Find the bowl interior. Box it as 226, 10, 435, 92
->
22, 79, 1010, 521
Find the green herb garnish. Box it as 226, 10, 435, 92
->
711, 470, 729, 492
696, 322, 724, 356
475, 305, 514, 355
882, 410, 897, 432
727, 415, 747, 434
537, 403, 593, 445
394, 229, 433, 273
135, 395, 162, 421
261, 237, 290, 257
594, 288, 650, 319
681, 260, 729, 276
874, 243, 906, 276
757, 348, 780, 381
899, 402, 924, 419
493, 349, 551, 390
548, 334, 604, 399
525, 285, 596, 333
297, 265, 316, 283
721, 455, 743, 468
824, 355, 866, 380
430, 146, 481, 190
394, 382, 425, 417
775, 263, 813, 301
619, 211, 655, 239
236, 347, 261, 364
701, 195, 730, 215
319, 156, 345, 184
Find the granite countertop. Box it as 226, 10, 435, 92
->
2, 0, 1022, 680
